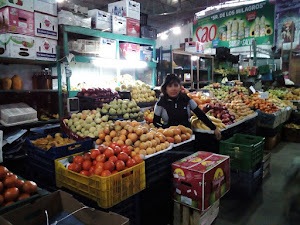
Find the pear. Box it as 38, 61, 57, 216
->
123, 113, 129, 119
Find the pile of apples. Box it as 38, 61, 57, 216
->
144, 109, 154, 123
202, 102, 236, 125
96, 121, 192, 156
77, 88, 120, 108
67, 145, 144, 177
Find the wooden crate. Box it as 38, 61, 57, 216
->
173, 200, 219, 225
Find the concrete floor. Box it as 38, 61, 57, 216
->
215, 141, 300, 225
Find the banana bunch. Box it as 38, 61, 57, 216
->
191, 115, 226, 130
268, 94, 286, 109
40, 114, 51, 121
285, 123, 300, 129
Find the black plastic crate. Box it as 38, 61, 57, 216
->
230, 163, 263, 197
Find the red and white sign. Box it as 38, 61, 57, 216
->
119, 43, 140, 60
126, 18, 140, 37
195, 24, 217, 44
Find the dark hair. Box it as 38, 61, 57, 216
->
161, 74, 181, 96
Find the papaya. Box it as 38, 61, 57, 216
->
2, 78, 12, 90
12, 75, 23, 90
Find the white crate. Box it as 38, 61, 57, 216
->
0, 103, 38, 127
108, 0, 140, 20
88, 9, 111, 32
34, 0, 57, 16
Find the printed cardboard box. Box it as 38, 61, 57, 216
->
119, 42, 140, 60
172, 151, 230, 211
34, 0, 57, 16
35, 37, 56, 61
0, 33, 35, 59
185, 41, 204, 53
108, 0, 140, 20
112, 15, 126, 35
0, 0, 33, 12
0, 7, 34, 36
34, 12, 58, 40
88, 9, 111, 32
99, 37, 117, 59
126, 18, 140, 37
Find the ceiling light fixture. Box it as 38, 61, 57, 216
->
160, 32, 168, 40
172, 26, 181, 35
56, 0, 64, 3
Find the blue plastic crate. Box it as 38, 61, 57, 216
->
230, 163, 263, 197
25, 132, 93, 160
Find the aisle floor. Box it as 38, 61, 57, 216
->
215, 141, 300, 225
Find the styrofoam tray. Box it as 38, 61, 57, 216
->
0, 118, 38, 127
193, 112, 258, 134
173, 135, 195, 147
144, 143, 174, 159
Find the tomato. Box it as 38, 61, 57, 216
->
4, 175, 17, 188
109, 142, 119, 150
103, 161, 115, 172
133, 155, 143, 164
115, 160, 125, 171
98, 145, 107, 154
93, 160, 97, 165
95, 162, 104, 169
82, 160, 92, 171
94, 167, 104, 176
4, 187, 19, 202
108, 156, 118, 164
126, 158, 136, 168
114, 146, 122, 155
68, 163, 76, 171
117, 152, 129, 162
101, 170, 111, 177
18, 193, 30, 201
121, 146, 131, 156
74, 163, 82, 173
89, 166, 96, 176
73, 156, 84, 165
83, 152, 91, 161
0, 181, 3, 192
0, 195, 3, 205
111, 171, 118, 175
96, 154, 106, 163
15, 179, 24, 189
91, 149, 100, 159
80, 170, 90, 176
104, 148, 114, 159
0, 166, 8, 180
22, 181, 37, 194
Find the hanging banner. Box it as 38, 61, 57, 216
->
193, 1, 275, 50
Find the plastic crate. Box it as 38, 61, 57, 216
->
25, 132, 93, 160
230, 163, 263, 196
55, 151, 146, 208
220, 134, 264, 172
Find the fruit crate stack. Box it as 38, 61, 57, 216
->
25, 133, 93, 190
220, 134, 265, 196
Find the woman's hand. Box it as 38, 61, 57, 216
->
214, 129, 222, 140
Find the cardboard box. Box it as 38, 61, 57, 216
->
0, 33, 35, 59
140, 48, 152, 61
173, 151, 230, 211
35, 37, 57, 61
185, 41, 204, 53
119, 42, 140, 60
0, 191, 129, 225
174, 200, 219, 225
108, 0, 140, 20
99, 37, 117, 59
0, 7, 34, 36
0, 0, 33, 12
34, 0, 57, 16
126, 18, 140, 37
140, 25, 157, 39
34, 12, 58, 40
112, 15, 126, 35
88, 9, 111, 32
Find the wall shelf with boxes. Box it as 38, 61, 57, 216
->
60, 25, 157, 96
0, 0, 64, 130
172, 50, 214, 90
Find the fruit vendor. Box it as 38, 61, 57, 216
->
153, 74, 221, 140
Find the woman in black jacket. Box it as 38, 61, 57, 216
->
153, 74, 221, 140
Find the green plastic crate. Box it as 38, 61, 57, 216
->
220, 134, 265, 172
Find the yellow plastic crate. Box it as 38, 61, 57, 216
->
55, 151, 146, 208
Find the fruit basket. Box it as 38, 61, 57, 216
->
55, 151, 146, 208
220, 134, 264, 172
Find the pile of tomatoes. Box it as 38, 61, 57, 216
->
0, 166, 37, 207
67, 143, 144, 177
